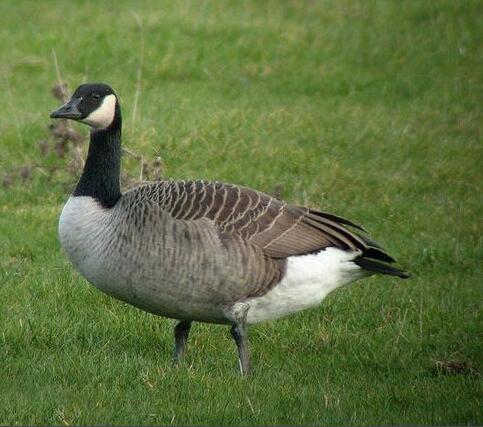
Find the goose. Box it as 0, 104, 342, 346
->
50, 83, 409, 375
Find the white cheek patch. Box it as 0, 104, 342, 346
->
81, 94, 117, 129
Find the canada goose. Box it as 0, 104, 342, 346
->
50, 83, 409, 375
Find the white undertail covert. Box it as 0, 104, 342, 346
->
246, 248, 367, 323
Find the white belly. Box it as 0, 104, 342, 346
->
246, 248, 367, 324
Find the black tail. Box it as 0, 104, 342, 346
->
354, 257, 410, 279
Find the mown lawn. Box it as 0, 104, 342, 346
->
0, 0, 481, 425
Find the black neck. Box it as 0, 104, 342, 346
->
73, 111, 122, 208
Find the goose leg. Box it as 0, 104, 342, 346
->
173, 320, 192, 363
229, 303, 251, 376
230, 322, 251, 376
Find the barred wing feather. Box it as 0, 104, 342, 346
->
127, 180, 395, 264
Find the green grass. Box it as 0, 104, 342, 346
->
1, 0, 482, 424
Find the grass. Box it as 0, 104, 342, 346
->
0, 0, 481, 424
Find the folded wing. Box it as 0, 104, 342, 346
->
133, 180, 396, 265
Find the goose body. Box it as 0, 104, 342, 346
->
51, 83, 409, 374
59, 184, 366, 325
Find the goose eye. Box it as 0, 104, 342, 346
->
92, 93, 101, 100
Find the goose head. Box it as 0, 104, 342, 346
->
50, 83, 120, 130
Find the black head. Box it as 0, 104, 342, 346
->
50, 83, 120, 130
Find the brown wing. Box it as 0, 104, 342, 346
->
131, 180, 394, 262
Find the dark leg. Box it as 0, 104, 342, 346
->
173, 320, 192, 363
229, 303, 251, 376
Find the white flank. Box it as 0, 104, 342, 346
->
246, 248, 367, 324
81, 94, 117, 129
